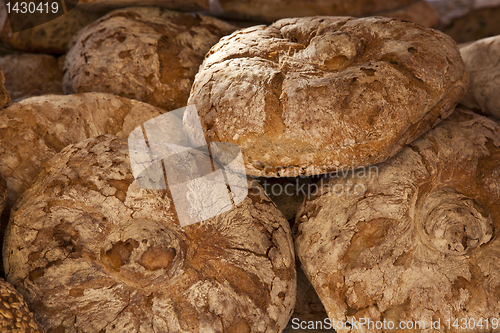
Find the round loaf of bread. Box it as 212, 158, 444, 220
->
460, 35, 500, 118
4, 135, 296, 333
208, 0, 414, 22
0, 277, 43, 333
186, 16, 469, 177
0, 53, 64, 103
294, 109, 500, 332
0, 5, 105, 54
67, 0, 208, 11
63, 7, 236, 111
0, 93, 164, 209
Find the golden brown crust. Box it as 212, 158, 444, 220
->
63, 7, 236, 111
4, 135, 296, 333
0, 53, 63, 103
186, 16, 468, 177
0, 93, 164, 210
294, 109, 500, 332
0, 277, 43, 333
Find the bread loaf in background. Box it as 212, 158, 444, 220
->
0, 65, 9, 108
0, 277, 43, 333
294, 109, 500, 333
0, 4, 105, 54
460, 35, 500, 117
0, 53, 64, 103
379, 0, 440, 27
4, 135, 296, 333
208, 0, 415, 22
0, 93, 165, 209
63, 7, 236, 111
67, 0, 209, 11
186, 16, 468, 178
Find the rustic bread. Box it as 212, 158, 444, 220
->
0, 277, 43, 333
294, 109, 500, 332
4, 134, 296, 333
441, 4, 500, 43
63, 7, 236, 111
379, 0, 440, 28
186, 16, 468, 177
460, 35, 500, 118
0, 93, 165, 209
427, 0, 500, 26
0, 53, 64, 102
208, 0, 415, 22
0, 65, 9, 108
67, 0, 208, 11
0, 5, 105, 54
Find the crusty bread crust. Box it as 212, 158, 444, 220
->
0, 93, 165, 209
5, 135, 296, 333
294, 109, 500, 332
63, 7, 236, 111
187, 16, 468, 177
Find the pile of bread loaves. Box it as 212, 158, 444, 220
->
0, 0, 500, 332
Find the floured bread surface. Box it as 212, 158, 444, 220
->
4, 135, 296, 333
186, 16, 468, 177
294, 109, 500, 332
0, 93, 164, 209
460, 35, 500, 118
63, 7, 236, 111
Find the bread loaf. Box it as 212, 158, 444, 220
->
0, 93, 164, 209
0, 5, 105, 54
63, 7, 236, 111
0, 64, 9, 108
208, 0, 415, 22
441, 4, 500, 43
67, 0, 208, 12
460, 35, 500, 118
379, 0, 440, 28
0, 277, 43, 333
4, 134, 296, 333
186, 16, 468, 177
0, 53, 64, 102
294, 109, 500, 332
